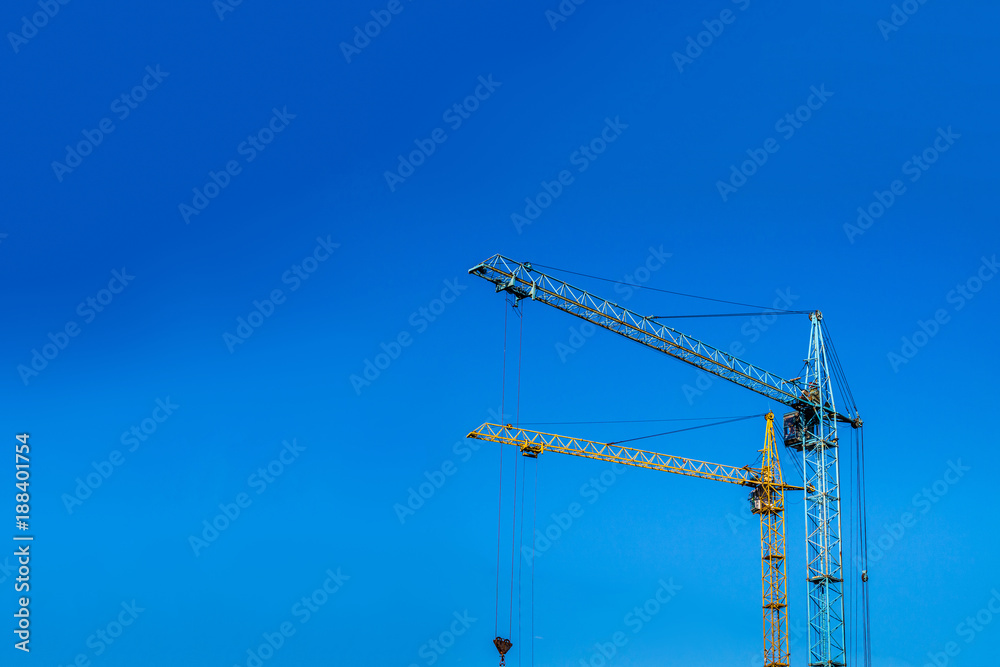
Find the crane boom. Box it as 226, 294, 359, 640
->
468, 254, 858, 426
467, 421, 802, 491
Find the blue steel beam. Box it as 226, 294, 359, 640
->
469, 254, 856, 425
795, 313, 846, 667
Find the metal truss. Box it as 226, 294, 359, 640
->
468, 416, 799, 667
469, 255, 854, 425
790, 313, 846, 667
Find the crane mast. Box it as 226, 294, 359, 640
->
468, 413, 795, 666
787, 313, 846, 667
469, 254, 858, 667
757, 411, 790, 667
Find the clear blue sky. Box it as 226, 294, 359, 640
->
2, 0, 998, 665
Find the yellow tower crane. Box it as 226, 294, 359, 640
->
468, 411, 800, 667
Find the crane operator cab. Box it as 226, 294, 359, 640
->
749, 487, 764, 514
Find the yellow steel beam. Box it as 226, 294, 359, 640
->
468, 414, 795, 667
467, 422, 803, 492
755, 412, 790, 667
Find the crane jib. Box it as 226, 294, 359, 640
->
467, 422, 807, 493
469, 254, 857, 426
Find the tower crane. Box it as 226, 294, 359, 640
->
469, 254, 863, 667
469, 412, 798, 667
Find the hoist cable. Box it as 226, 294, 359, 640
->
509, 398, 518, 637
851, 427, 857, 666
508, 296, 524, 640
650, 311, 810, 319
850, 426, 859, 667
531, 458, 537, 667
860, 425, 872, 667
494, 299, 508, 636
820, 319, 870, 666
517, 305, 524, 427
606, 413, 765, 445
501, 298, 509, 424
517, 455, 525, 666
529, 262, 808, 313
514, 301, 525, 645
786, 440, 805, 485
822, 320, 858, 416
520, 415, 761, 426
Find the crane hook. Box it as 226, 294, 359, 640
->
493, 637, 513, 665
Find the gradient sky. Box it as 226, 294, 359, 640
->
2, 1, 998, 666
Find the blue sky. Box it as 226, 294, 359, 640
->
2, 0, 998, 665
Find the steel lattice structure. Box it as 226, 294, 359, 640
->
470, 254, 854, 423
468, 414, 797, 667
758, 412, 791, 667
468, 422, 759, 485
786, 314, 846, 667
469, 254, 859, 667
